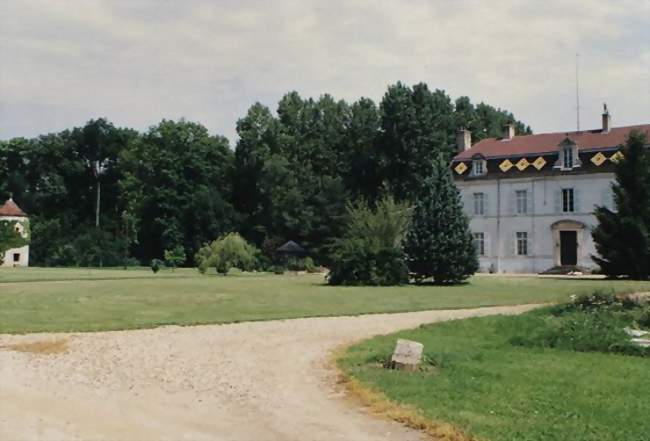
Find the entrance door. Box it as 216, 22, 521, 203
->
560, 231, 577, 266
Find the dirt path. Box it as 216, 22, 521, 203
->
0, 305, 537, 441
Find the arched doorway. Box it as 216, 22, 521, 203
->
551, 220, 586, 267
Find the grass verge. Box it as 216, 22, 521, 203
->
337, 306, 650, 441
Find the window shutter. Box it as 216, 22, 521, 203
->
508, 191, 515, 215
527, 191, 534, 214
527, 236, 532, 256
554, 190, 562, 213
574, 189, 580, 212
512, 234, 518, 255
484, 234, 491, 257
483, 193, 489, 216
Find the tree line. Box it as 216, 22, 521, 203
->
0, 82, 530, 267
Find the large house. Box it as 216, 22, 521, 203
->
0, 198, 30, 267
451, 107, 649, 274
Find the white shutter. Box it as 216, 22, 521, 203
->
527, 191, 534, 214
484, 193, 489, 216
484, 234, 491, 257
554, 190, 562, 213
573, 189, 580, 212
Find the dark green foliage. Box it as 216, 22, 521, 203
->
150, 259, 163, 273
593, 130, 650, 279
2, 83, 529, 267
328, 197, 410, 286
639, 307, 650, 328
377, 84, 530, 201
121, 119, 235, 264
404, 157, 478, 284
328, 240, 408, 286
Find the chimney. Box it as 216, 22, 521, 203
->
456, 129, 471, 151
602, 103, 611, 133
503, 123, 515, 140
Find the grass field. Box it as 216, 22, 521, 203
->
1, 267, 650, 334
338, 309, 650, 441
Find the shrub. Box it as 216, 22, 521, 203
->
272, 265, 285, 275
150, 258, 163, 273
511, 292, 650, 357
639, 307, 650, 329
328, 196, 411, 286
164, 245, 186, 271
328, 238, 408, 286
304, 256, 318, 273
195, 232, 258, 275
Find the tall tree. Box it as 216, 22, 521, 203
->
592, 130, 650, 280
404, 156, 478, 284
121, 119, 235, 263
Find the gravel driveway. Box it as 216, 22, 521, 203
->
0, 305, 536, 441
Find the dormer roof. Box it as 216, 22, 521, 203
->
453, 124, 650, 161
0, 198, 27, 217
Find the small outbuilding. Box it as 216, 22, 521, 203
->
0, 197, 30, 267
276, 240, 308, 260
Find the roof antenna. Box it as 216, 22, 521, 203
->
575, 53, 580, 131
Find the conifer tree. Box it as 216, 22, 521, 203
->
592, 130, 650, 280
404, 156, 478, 284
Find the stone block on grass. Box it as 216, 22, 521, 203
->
388, 338, 423, 371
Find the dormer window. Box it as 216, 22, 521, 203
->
556, 138, 580, 171
563, 147, 574, 169
471, 157, 487, 177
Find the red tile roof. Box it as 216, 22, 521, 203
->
0, 199, 27, 217
453, 124, 650, 161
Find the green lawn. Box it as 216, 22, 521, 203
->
338, 310, 650, 441
1, 267, 649, 334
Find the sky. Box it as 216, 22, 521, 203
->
1, 0, 649, 144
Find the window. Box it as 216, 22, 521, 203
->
473, 193, 485, 216
13, 253, 20, 262
562, 188, 574, 212
472, 160, 485, 176
563, 148, 574, 169
473, 233, 485, 256
516, 232, 528, 256
516, 190, 528, 214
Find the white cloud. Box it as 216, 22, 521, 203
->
1, 0, 648, 142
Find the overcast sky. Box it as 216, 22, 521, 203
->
1, 0, 648, 144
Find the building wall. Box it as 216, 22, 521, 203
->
457, 172, 615, 273
0, 215, 30, 268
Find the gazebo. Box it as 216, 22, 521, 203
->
276, 240, 307, 260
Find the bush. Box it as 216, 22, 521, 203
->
638, 307, 650, 329
164, 245, 186, 270
304, 256, 318, 273
328, 238, 408, 286
150, 258, 163, 273
328, 196, 411, 286
511, 291, 650, 357
195, 232, 258, 275
271, 265, 285, 275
